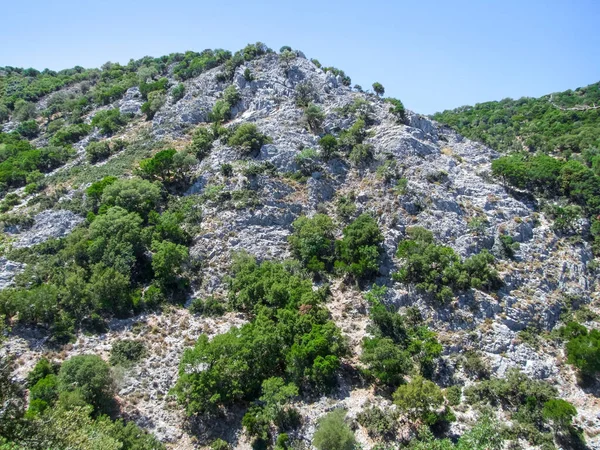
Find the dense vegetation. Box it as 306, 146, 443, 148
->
432, 82, 600, 155
0, 175, 194, 343
491, 151, 600, 252
172, 255, 347, 435
0, 354, 164, 449
394, 227, 501, 302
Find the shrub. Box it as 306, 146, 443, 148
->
385, 98, 406, 123
139, 77, 168, 100
140, 93, 165, 121
86, 141, 113, 163
243, 68, 254, 82
0, 104, 9, 123
394, 227, 501, 302
349, 143, 373, 166
372, 82, 385, 96
58, 355, 115, 414
188, 126, 216, 159
334, 214, 383, 281
288, 214, 335, 272
16, 120, 39, 138
304, 103, 325, 132
228, 123, 271, 155
445, 385, 462, 406
393, 375, 443, 422
27, 358, 57, 387
169, 83, 185, 102
109, 339, 146, 367
498, 234, 519, 259
29, 374, 59, 408
220, 163, 233, 177
356, 406, 398, 438
319, 134, 338, 160
336, 195, 356, 222
542, 399, 577, 429
295, 82, 317, 107
223, 85, 241, 107
189, 296, 226, 316
313, 409, 356, 450
13, 100, 36, 121
91, 108, 128, 135
565, 327, 600, 376
50, 123, 91, 146
294, 147, 320, 175
361, 337, 411, 386
101, 177, 161, 217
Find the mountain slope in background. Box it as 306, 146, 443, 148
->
0, 46, 599, 450
432, 82, 600, 155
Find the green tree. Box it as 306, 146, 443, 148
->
542, 398, 577, 429
393, 375, 444, 421
334, 214, 383, 281
372, 82, 385, 97
319, 134, 338, 160
288, 214, 335, 272
313, 409, 356, 450
304, 103, 325, 132
361, 337, 411, 386
566, 328, 600, 376
151, 240, 189, 288
228, 123, 271, 155
58, 355, 115, 414
100, 178, 162, 217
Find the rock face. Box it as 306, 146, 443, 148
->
0, 257, 25, 290
10, 209, 83, 248
2, 52, 599, 449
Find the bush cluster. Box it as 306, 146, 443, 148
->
172, 254, 347, 417
394, 227, 501, 302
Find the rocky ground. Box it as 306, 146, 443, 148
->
1, 52, 599, 449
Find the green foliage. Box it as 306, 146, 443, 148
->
372, 82, 385, 96
394, 227, 501, 302
542, 399, 577, 429
445, 385, 462, 406
498, 234, 519, 259
294, 147, 320, 175
323, 67, 352, 86
109, 339, 146, 367
361, 337, 411, 386
173, 256, 346, 416
289, 214, 335, 272
336, 194, 356, 222
0, 132, 73, 190
173, 49, 232, 81
545, 203, 582, 233
304, 103, 325, 132
349, 143, 373, 166
189, 296, 226, 316
228, 123, 271, 155
319, 134, 338, 160
58, 355, 115, 414
151, 240, 189, 289
27, 358, 58, 387
211, 439, 230, 450
141, 91, 166, 120
432, 82, 600, 154
565, 326, 600, 376
356, 406, 398, 438
101, 177, 161, 218
29, 374, 59, 410
295, 82, 316, 107
91, 108, 128, 135
312, 409, 356, 450
334, 214, 383, 281
86, 140, 113, 163
15, 120, 39, 138
50, 123, 91, 146
188, 126, 217, 159
139, 77, 168, 100
172, 83, 185, 102
393, 375, 444, 422
385, 97, 407, 123
139, 148, 197, 186
243, 68, 254, 82
13, 100, 36, 121
408, 415, 503, 450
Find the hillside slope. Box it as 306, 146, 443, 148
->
1, 46, 599, 450
432, 82, 600, 155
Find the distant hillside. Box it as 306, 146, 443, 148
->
432, 82, 600, 155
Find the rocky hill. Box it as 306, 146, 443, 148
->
0, 45, 599, 450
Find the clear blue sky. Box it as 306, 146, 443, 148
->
1, 0, 598, 114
